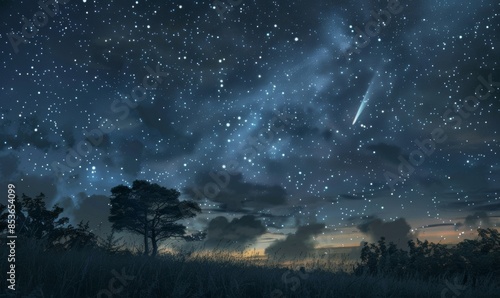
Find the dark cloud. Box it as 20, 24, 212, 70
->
119, 139, 145, 177
14, 175, 59, 202
448, 165, 490, 192
84, 132, 112, 151
73, 192, 112, 236
0, 115, 53, 151
278, 108, 335, 144
0, 153, 20, 181
462, 212, 493, 228
133, 101, 202, 159
102, 155, 116, 168
288, 124, 320, 138
365, 143, 406, 165
265, 223, 325, 259
204, 215, 266, 250
257, 212, 291, 229
417, 176, 444, 191
470, 202, 500, 212
339, 194, 364, 201
421, 223, 459, 229
420, 223, 462, 231
321, 129, 333, 141
60, 125, 76, 148
263, 159, 288, 176
184, 172, 287, 212
345, 215, 377, 223
440, 189, 500, 212
357, 217, 414, 247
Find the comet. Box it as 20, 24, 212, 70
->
352, 74, 378, 125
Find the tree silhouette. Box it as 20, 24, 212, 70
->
108, 180, 201, 256
48, 221, 98, 250
17, 193, 68, 239
98, 229, 126, 254
0, 193, 97, 250
0, 203, 10, 233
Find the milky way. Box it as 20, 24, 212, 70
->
1, 0, 499, 249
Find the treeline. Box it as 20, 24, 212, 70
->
353, 228, 500, 281
0, 193, 104, 251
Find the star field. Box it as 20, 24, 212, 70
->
1, 0, 499, 248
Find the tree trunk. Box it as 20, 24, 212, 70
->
144, 225, 149, 256
151, 229, 158, 256
144, 237, 149, 255
143, 211, 149, 256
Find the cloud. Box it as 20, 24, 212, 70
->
418, 223, 462, 231
119, 139, 145, 177
321, 129, 333, 141
462, 211, 493, 228
448, 165, 490, 192
338, 194, 364, 201
57, 192, 113, 237
357, 217, 414, 247
60, 125, 76, 148
0, 153, 20, 181
13, 175, 59, 201
0, 115, 53, 151
84, 131, 112, 151
471, 202, 500, 212
417, 176, 444, 190
422, 223, 460, 229
74, 192, 112, 234
257, 212, 291, 229
204, 215, 267, 250
184, 172, 287, 212
133, 101, 202, 158
265, 223, 325, 259
441, 189, 500, 212
365, 143, 406, 164
345, 215, 377, 223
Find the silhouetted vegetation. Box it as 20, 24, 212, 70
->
1, 185, 499, 297
0, 193, 97, 250
354, 228, 500, 282
109, 180, 201, 256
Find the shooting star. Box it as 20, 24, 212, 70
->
352, 73, 378, 125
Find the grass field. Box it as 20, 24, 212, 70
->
1, 237, 498, 298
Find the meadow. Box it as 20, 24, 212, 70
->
0, 231, 499, 298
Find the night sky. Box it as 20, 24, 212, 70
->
1, 0, 499, 253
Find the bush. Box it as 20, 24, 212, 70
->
354, 228, 500, 282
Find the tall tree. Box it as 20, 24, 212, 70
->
108, 180, 201, 256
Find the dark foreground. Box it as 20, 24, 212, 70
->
0, 237, 499, 298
